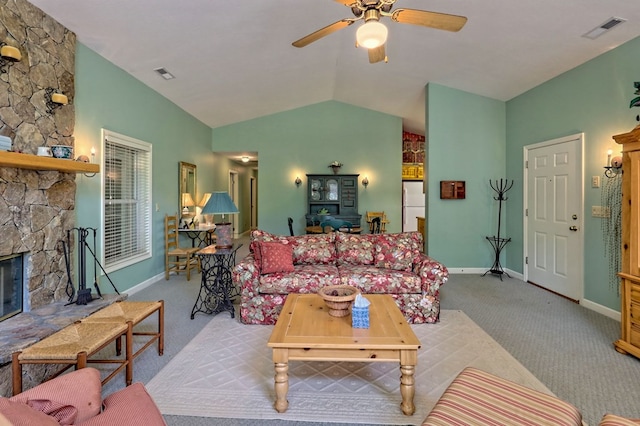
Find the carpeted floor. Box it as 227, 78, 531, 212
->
145, 309, 548, 425
98, 237, 640, 425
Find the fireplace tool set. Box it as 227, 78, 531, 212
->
61, 227, 119, 305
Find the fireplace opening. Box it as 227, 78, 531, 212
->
0, 253, 25, 322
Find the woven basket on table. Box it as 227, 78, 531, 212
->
318, 285, 360, 317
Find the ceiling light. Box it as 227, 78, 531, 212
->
241, 156, 250, 163
356, 21, 388, 49
582, 17, 626, 40
154, 67, 175, 80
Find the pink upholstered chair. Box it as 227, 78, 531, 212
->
0, 368, 165, 425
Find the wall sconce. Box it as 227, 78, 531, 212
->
80, 147, 97, 178
0, 43, 21, 72
45, 88, 68, 113
362, 176, 369, 188
295, 176, 302, 187
604, 149, 622, 178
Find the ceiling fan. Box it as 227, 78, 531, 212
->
292, 0, 467, 64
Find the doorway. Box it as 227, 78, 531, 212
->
524, 133, 584, 301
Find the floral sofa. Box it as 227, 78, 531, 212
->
233, 229, 448, 325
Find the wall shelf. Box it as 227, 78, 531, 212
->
0, 151, 99, 174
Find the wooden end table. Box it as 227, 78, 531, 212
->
267, 294, 421, 416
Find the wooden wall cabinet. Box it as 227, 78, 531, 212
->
305, 174, 361, 226
613, 124, 640, 359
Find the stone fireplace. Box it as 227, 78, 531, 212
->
1, 0, 77, 311
0, 252, 26, 321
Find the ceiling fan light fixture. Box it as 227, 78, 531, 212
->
356, 21, 388, 49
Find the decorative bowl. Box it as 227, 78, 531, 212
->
318, 285, 360, 317
51, 145, 73, 159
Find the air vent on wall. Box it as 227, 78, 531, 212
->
153, 67, 175, 80
582, 17, 626, 40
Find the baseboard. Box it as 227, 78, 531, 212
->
125, 273, 164, 296
580, 298, 621, 321
446, 267, 524, 281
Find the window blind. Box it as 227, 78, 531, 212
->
102, 130, 152, 272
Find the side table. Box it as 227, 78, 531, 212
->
190, 243, 242, 319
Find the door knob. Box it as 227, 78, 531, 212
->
569, 226, 578, 231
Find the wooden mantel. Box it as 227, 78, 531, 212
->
0, 151, 99, 174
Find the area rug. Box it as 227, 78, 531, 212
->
146, 310, 550, 425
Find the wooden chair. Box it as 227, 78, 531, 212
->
288, 217, 294, 236
366, 211, 388, 233
165, 214, 200, 281
370, 216, 382, 234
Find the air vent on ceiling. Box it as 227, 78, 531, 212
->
154, 67, 175, 80
582, 17, 626, 40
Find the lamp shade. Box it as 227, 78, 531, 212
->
198, 193, 211, 208
356, 21, 388, 49
182, 193, 195, 207
201, 191, 238, 216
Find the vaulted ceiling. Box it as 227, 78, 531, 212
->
28, 0, 640, 134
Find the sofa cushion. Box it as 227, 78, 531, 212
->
0, 398, 60, 426
599, 414, 640, 425
422, 367, 582, 426
335, 232, 377, 265
78, 382, 167, 426
254, 241, 294, 274
10, 367, 102, 423
374, 232, 422, 272
338, 265, 422, 293
258, 264, 340, 294
251, 230, 336, 265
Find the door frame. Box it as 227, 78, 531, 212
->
229, 169, 239, 238
523, 133, 584, 300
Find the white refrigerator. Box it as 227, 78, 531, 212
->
402, 181, 425, 232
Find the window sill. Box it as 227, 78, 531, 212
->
0, 151, 100, 174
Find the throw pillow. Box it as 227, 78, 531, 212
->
0, 398, 59, 426
255, 242, 294, 274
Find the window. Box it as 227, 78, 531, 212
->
102, 130, 152, 272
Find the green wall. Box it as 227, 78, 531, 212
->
212, 101, 403, 236
426, 84, 506, 266
505, 36, 640, 311
74, 44, 214, 293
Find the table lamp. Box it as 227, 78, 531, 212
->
182, 193, 195, 217
201, 191, 238, 248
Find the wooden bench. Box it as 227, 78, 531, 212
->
12, 300, 164, 395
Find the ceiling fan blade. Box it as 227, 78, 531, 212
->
292, 19, 355, 47
391, 9, 467, 32
368, 45, 386, 63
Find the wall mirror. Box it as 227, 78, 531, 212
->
179, 161, 197, 217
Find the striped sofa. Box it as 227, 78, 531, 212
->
423, 367, 640, 426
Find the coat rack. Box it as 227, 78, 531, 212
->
483, 179, 514, 280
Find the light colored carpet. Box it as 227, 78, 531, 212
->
146, 309, 550, 425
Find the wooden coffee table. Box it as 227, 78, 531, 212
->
267, 293, 421, 416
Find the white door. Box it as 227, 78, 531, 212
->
525, 134, 583, 301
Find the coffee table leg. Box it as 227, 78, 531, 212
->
400, 350, 417, 416
273, 349, 289, 413
274, 362, 289, 412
